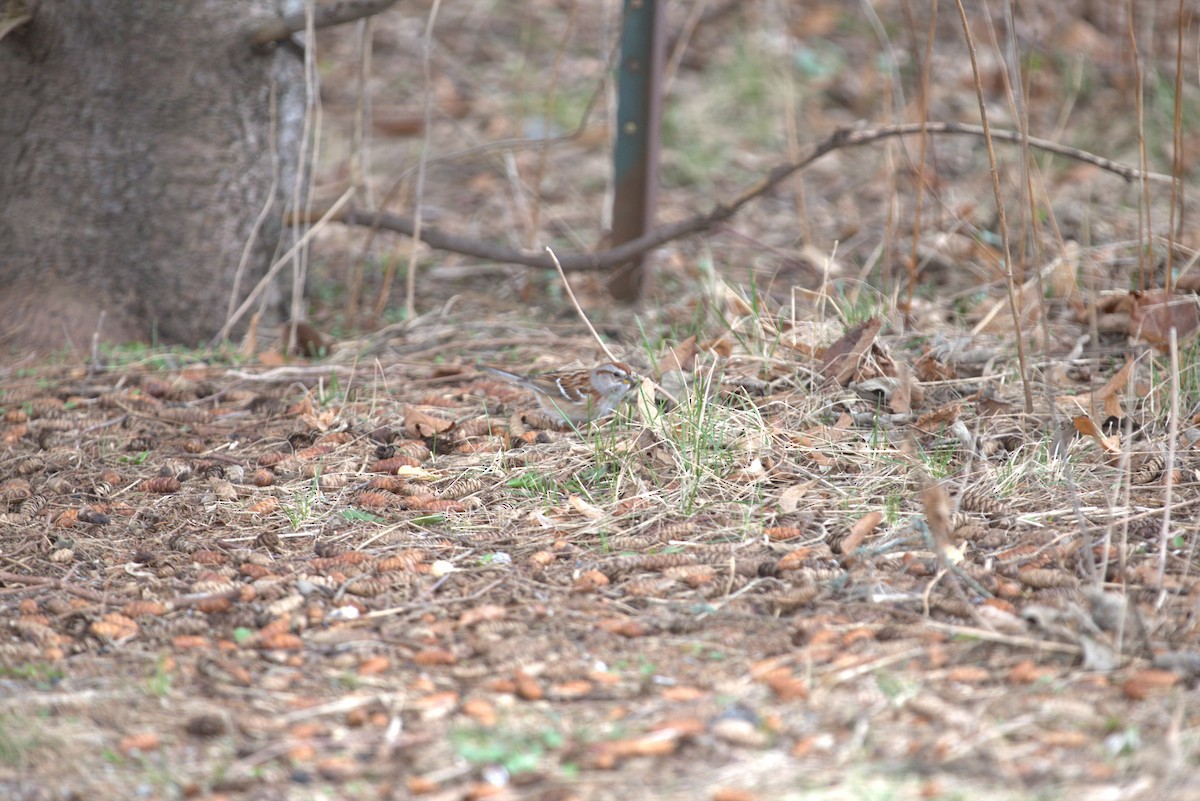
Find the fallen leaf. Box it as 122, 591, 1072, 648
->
778, 480, 818, 513
1130, 290, 1200, 349
118, 733, 162, 755
658, 335, 699, 376
821, 317, 889, 387
913, 403, 961, 434
568, 494, 605, 520
458, 604, 507, 627
573, 570, 610, 593
1122, 668, 1180, 700
403, 405, 455, 438
914, 352, 957, 382
1057, 358, 1135, 420
840, 511, 883, 555
1072, 415, 1121, 454
889, 370, 914, 414
1046, 240, 1083, 306
922, 482, 954, 551
701, 336, 734, 358
393, 465, 440, 481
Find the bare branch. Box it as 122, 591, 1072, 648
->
300, 121, 1169, 272
311, 204, 734, 273
247, 0, 399, 48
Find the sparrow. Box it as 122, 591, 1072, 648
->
481, 361, 639, 424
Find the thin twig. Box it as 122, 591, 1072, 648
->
920, 619, 1082, 655
1127, 5, 1153, 290
1156, 328, 1180, 605
304, 121, 1170, 274
213, 188, 355, 346
546, 247, 616, 361
403, 0, 443, 321
0, 571, 110, 603
953, 0, 1032, 414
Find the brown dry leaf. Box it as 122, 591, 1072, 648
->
821, 317, 890, 387
299, 406, 340, 433
761, 667, 809, 701
123, 601, 168, 618
172, 635, 210, 650
914, 352, 957, 382
1072, 415, 1120, 454
921, 482, 953, 551
597, 618, 649, 637
374, 96, 473, 137
1130, 290, 1200, 349
413, 647, 457, 666
568, 494, 605, 520
661, 686, 707, 702
701, 336, 734, 358
458, 604, 507, 627
514, 670, 542, 700
913, 403, 961, 434
403, 405, 455, 438
1094, 291, 1136, 315
118, 732, 162, 755
90, 614, 139, 641
791, 436, 833, 468
1122, 669, 1180, 700
839, 511, 883, 555
889, 367, 917, 414
1046, 240, 1083, 307
462, 698, 498, 726
549, 680, 593, 700
658, 335, 699, 376
358, 656, 390, 676
789, 3, 841, 37
946, 666, 991, 684
1058, 357, 1135, 418
240, 310, 262, 360
975, 394, 1015, 417
256, 632, 303, 650
777, 480, 818, 513
408, 776, 446, 796
599, 728, 684, 761
573, 570, 610, 593
724, 287, 755, 318
416, 691, 460, 719
1008, 659, 1057, 685
729, 457, 770, 483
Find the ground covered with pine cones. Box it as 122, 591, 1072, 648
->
3, 2, 1200, 799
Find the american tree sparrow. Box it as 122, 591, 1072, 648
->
481, 361, 639, 424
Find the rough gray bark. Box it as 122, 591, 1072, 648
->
0, 1, 304, 352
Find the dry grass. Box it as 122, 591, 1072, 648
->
4, 2, 1200, 800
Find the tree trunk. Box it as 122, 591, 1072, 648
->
0, 1, 304, 352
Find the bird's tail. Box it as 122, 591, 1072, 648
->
479, 365, 525, 382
